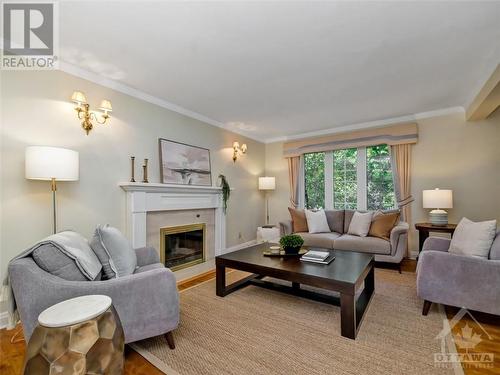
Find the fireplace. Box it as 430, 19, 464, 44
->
160, 223, 206, 271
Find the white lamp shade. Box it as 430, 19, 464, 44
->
422, 188, 453, 209
259, 176, 276, 191
25, 146, 79, 181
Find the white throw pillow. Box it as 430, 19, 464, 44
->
348, 211, 373, 237
305, 209, 331, 233
449, 217, 497, 258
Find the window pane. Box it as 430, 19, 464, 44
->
333, 148, 357, 210
366, 144, 396, 210
304, 152, 325, 209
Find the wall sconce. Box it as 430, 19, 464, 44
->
71, 91, 112, 135
232, 141, 247, 162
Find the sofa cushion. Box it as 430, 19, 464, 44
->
324, 210, 344, 233
134, 263, 164, 274
489, 231, 500, 260
90, 224, 138, 279
369, 211, 400, 240
334, 234, 391, 255
348, 211, 373, 237
305, 209, 330, 233
449, 218, 497, 258
288, 207, 308, 233
32, 243, 92, 281
296, 232, 340, 249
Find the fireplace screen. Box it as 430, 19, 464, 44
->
160, 224, 205, 271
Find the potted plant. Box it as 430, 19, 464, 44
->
279, 234, 304, 255
218, 174, 230, 214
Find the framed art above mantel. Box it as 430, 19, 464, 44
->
159, 138, 212, 186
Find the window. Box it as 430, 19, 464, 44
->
303, 144, 396, 210
304, 152, 325, 209
333, 148, 357, 210
366, 145, 396, 210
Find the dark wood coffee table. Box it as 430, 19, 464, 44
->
215, 243, 375, 339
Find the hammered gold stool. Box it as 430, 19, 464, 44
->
23, 295, 125, 375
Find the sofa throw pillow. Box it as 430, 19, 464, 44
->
288, 207, 308, 233
305, 209, 331, 234
368, 211, 400, 240
324, 209, 344, 233
347, 211, 373, 237
90, 224, 138, 279
449, 218, 497, 258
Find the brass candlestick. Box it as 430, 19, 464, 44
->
130, 156, 136, 182
142, 158, 149, 183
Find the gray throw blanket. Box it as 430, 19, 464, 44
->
1, 231, 102, 329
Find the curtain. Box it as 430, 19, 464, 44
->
391, 144, 413, 256
287, 156, 301, 208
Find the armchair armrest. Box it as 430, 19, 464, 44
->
422, 237, 451, 252
417, 251, 500, 315
279, 220, 293, 236
135, 246, 160, 266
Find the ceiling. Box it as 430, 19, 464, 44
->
59, 1, 500, 142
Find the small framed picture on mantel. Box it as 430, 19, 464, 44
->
159, 138, 212, 186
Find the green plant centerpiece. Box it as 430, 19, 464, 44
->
218, 174, 230, 214
279, 234, 304, 255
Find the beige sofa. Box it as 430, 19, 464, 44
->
279, 209, 409, 269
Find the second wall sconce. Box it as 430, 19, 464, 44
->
232, 141, 247, 162
71, 91, 112, 135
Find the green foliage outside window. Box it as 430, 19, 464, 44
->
333, 148, 357, 210
303, 144, 396, 211
304, 152, 325, 209
366, 145, 396, 210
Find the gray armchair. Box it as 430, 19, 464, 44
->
417, 234, 500, 316
9, 246, 179, 346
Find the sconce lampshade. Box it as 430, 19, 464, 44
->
259, 176, 276, 191
25, 146, 79, 181
71, 91, 87, 105
99, 100, 113, 113
422, 188, 453, 209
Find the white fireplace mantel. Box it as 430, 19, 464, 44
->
119, 182, 226, 255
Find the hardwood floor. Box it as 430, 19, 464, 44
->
1, 261, 498, 374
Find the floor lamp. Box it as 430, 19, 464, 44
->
25, 146, 79, 234
259, 176, 276, 227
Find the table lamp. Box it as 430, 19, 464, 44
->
259, 176, 276, 226
25, 146, 79, 234
422, 188, 453, 226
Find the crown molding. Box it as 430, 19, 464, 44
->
57, 62, 466, 145
263, 106, 465, 144
57, 61, 263, 142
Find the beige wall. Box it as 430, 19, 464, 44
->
265, 110, 500, 253
0, 70, 266, 280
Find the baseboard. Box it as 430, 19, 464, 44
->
221, 239, 258, 254
409, 250, 419, 260
0, 311, 9, 329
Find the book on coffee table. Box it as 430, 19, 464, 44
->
300, 250, 335, 264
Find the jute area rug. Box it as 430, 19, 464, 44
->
131, 269, 459, 375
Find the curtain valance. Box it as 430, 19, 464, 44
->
283, 123, 418, 157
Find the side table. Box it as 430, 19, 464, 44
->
23, 295, 125, 375
415, 222, 457, 255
